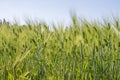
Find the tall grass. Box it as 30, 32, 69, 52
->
0, 16, 120, 80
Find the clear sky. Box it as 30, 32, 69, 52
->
0, 0, 120, 24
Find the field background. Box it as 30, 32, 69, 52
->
0, 16, 120, 80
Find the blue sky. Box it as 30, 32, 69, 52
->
0, 0, 120, 24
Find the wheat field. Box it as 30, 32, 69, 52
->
0, 16, 120, 80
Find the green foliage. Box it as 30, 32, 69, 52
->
0, 16, 120, 80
